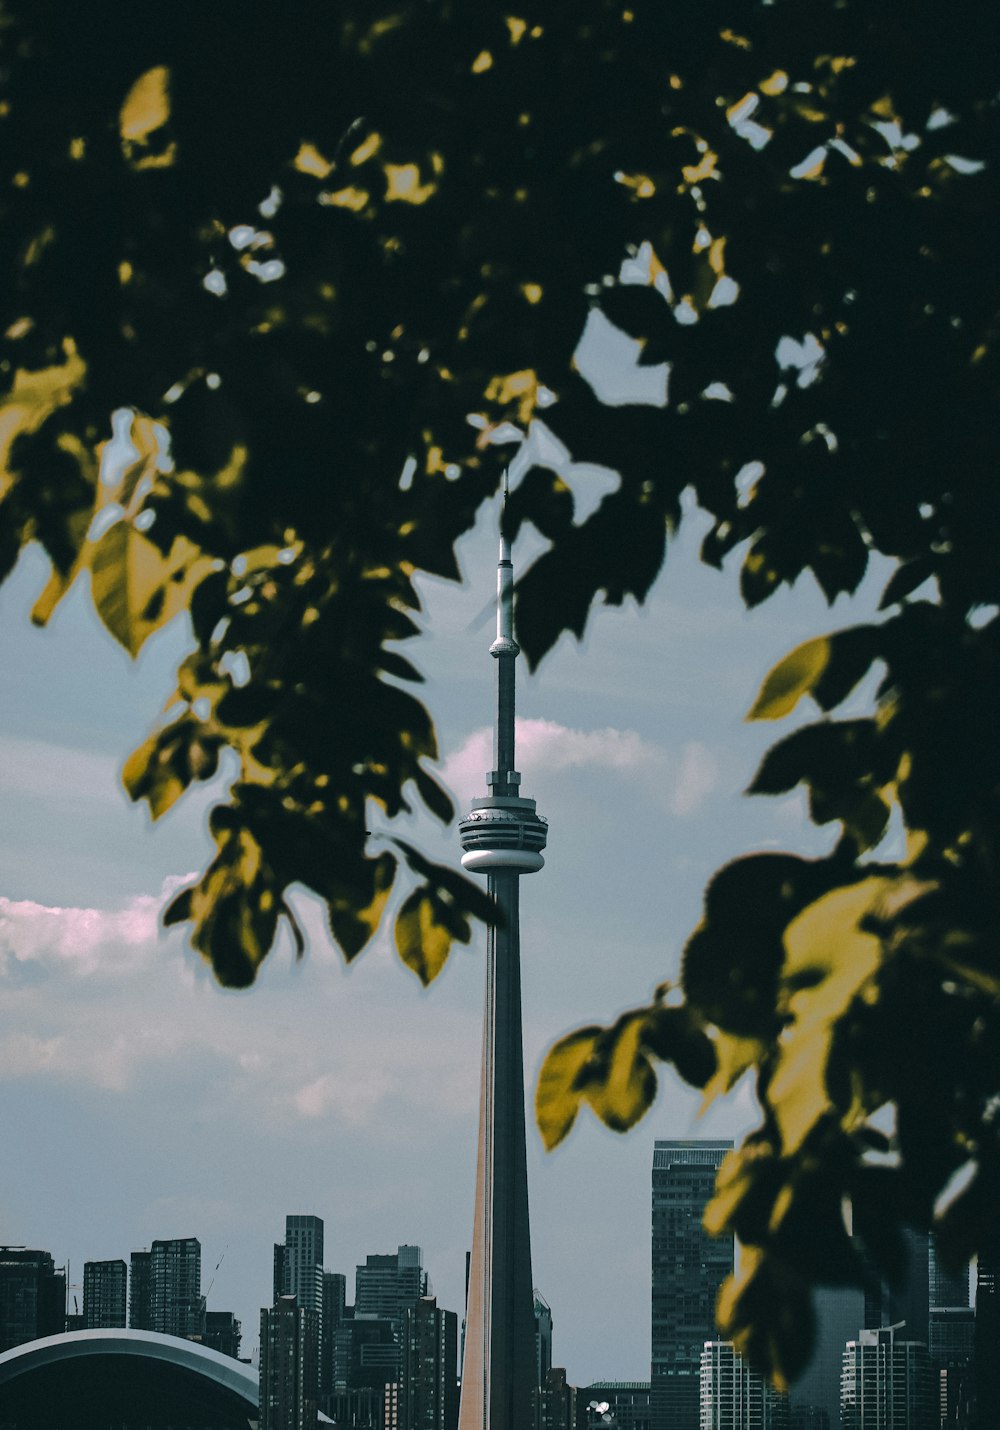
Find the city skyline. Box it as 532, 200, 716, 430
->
1, 474, 900, 1378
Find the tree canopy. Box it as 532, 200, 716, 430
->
3, 0, 999, 1384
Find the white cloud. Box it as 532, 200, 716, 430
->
669, 741, 720, 816
439, 718, 665, 800
0, 874, 193, 978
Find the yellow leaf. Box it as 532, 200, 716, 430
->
320, 186, 370, 212
484, 368, 539, 425
90, 525, 216, 656
394, 889, 452, 986
384, 163, 437, 205
581, 1016, 658, 1133
350, 132, 382, 167
471, 49, 493, 73
759, 70, 789, 96
535, 1027, 600, 1150
748, 636, 830, 720
682, 150, 718, 185
120, 66, 171, 142
0, 340, 87, 497
506, 16, 527, 43
294, 142, 333, 179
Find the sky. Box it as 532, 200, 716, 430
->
0, 429, 896, 1383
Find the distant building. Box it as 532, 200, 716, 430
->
203, 1309, 242, 1359
322, 1270, 347, 1395
928, 1237, 970, 1311
83, 1259, 127, 1330
841, 1325, 932, 1429
791, 1283, 864, 1429
149, 1237, 203, 1339
650, 1141, 734, 1430
700, 1342, 789, 1429
356, 1246, 427, 1326
129, 1249, 152, 1330
260, 1293, 320, 1430
534, 1365, 577, 1430
580, 1381, 651, 1430
534, 1290, 553, 1387
788, 1408, 829, 1430
285, 1215, 325, 1319
929, 1306, 975, 1426
976, 1232, 1000, 1426
397, 1296, 458, 1430
336, 1315, 399, 1396
0, 1248, 65, 1352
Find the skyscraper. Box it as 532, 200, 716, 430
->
322, 1269, 347, 1397
0, 1247, 65, 1352
650, 1140, 734, 1430
457, 519, 548, 1430
83, 1258, 127, 1329
398, 1296, 459, 1430
149, 1237, 203, 1339
285, 1214, 324, 1320
841, 1325, 932, 1429
260, 1294, 320, 1430
356, 1245, 427, 1326
928, 1235, 970, 1310
129, 1249, 152, 1330
700, 1342, 789, 1429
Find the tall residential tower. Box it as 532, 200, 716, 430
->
457, 520, 548, 1430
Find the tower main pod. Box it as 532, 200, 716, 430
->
457, 527, 547, 1430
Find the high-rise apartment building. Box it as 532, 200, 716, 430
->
976, 1231, 1000, 1425
260, 1294, 320, 1430
129, 1249, 152, 1329
83, 1258, 127, 1329
397, 1296, 458, 1430
700, 1342, 789, 1429
285, 1215, 324, 1318
356, 1245, 427, 1326
149, 1237, 203, 1339
929, 1306, 975, 1426
841, 1325, 933, 1429
0, 1247, 65, 1352
534, 1366, 577, 1430
335, 1314, 399, 1395
650, 1140, 734, 1430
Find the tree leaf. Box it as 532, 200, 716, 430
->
394, 885, 452, 986
326, 851, 397, 962
748, 637, 831, 721
580, 1014, 658, 1134
534, 1026, 601, 1151
120, 66, 171, 141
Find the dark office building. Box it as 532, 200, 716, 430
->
650, 1140, 733, 1430
322, 1270, 347, 1396
534, 1366, 577, 1430
398, 1296, 458, 1430
83, 1259, 127, 1330
335, 1315, 399, 1396
929, 1236, 970, 1310
0, 1247, 65, 1352
203, 1309, 242, 1359
260, 1294, 320, 1430
129, 1249, 153, 1330
580, 1383, 651, 1430
534, 1290, 553, 1387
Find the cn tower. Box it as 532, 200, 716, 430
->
457, 513, 548, 1430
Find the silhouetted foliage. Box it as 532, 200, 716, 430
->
3, 0, 999, 1384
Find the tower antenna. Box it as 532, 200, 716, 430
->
457, 502, 549, 1430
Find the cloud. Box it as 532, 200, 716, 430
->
669, 741, 720, 816
0, 874, 192, 978
440, 721, 721, 818
439, 718, 665, 799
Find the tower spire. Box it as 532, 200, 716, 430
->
457, 494, 548, 1430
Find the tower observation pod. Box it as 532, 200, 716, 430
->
457, 518, 547, 1430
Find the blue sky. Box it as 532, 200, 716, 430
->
0, 452, 894, 1380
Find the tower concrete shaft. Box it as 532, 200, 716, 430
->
457, 524, 547, 1430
